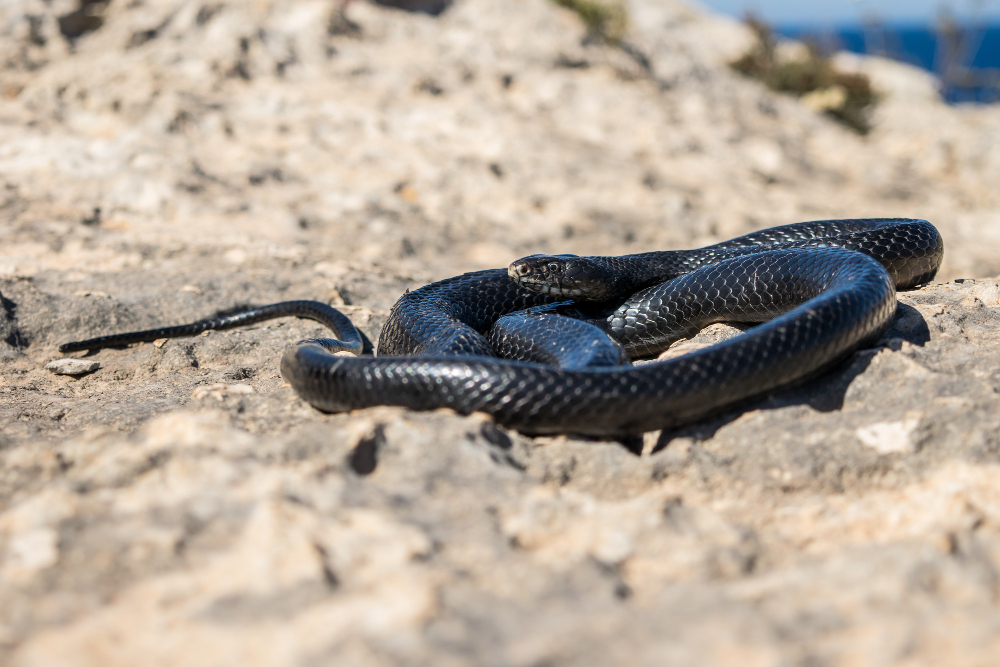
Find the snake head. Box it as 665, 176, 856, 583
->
508, 254, 618, 301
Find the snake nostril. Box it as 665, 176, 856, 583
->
517, 264, 530, 276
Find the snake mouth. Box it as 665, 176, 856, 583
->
511, 276, 585, 297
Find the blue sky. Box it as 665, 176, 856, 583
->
696, 0, 1000, 25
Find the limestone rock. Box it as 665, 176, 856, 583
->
3, 0, 1000, 664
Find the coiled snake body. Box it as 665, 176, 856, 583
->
62, 218, 943, 436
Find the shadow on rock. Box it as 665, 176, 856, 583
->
881, 301, 931, 346
0, 290, 27, 349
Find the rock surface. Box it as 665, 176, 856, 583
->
2, 0, 1000, 664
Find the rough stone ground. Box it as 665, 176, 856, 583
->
2, 0, 1000, 664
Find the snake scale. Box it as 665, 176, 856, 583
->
61, 218, 943, 436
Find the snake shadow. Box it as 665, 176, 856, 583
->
645, 302, 931, 455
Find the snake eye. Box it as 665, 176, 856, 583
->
546, 262, 560, 273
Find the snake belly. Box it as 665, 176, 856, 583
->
280, 218, 943, 436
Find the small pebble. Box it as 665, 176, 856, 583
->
191, 384, 254, 401
45, 359, 100, 376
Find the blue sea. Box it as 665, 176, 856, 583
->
778, 24, 1000, 103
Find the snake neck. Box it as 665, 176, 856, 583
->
583, 251, 695, 299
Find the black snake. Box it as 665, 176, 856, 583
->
61, 218, 943, 436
